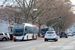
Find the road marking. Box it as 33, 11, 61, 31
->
61, 41, 75, 50
52, 42, 55, 44
46, 43, 50, 45
39, 45, 44, 48
31, 48, 35, 50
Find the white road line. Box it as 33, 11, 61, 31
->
61, 41, 75, 50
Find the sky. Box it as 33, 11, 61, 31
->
70, 0, 75, 14
70, 0, 75, 5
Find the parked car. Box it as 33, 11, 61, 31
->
60, 32, 68, 38
0, 32, 8, 41
44, 31, 58, 42
56, 32, 60, 36
73, 32, 75, 35
5, 33, 10, 40
68, 32, 74, 36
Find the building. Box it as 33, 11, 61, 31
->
0, 19, 8, 32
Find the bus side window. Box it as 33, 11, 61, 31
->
25, 28, 27, 31
25, 27, 27, 34
25, 26, 33, 33
25, 26, 29, 33
33, 27, 38, 33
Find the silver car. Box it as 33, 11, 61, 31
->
44, 31, 58, 42
0, 32, 8, 41
68, 32, 74, 36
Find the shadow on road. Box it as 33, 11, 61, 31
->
13, 39, 37, 42
0, 40, 11, 42
0, 39, 37, 42
45, 40, 56, 42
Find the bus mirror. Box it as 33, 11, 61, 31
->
25, 26, 27, 31
24, 33, 26, 35
25, 31, 27, 34
25, 28, 27, 30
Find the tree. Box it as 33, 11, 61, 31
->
42, 0, 74, 31
2, 0, 75, 36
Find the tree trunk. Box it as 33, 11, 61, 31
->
38, 19, 41, 37
38, 24, 41, 37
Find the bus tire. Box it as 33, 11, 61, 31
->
22, 37, 24, 41
32, 35, 34, 40
27, 36, 28, 40
14, 40, 16, 42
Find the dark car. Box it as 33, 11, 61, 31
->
73, 32, 75, 35
60, 32, 68, 38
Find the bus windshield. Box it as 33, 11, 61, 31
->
14, 29, 23, 36
41, 28, 48, 34
15, 29, 23, 34
25, 26, 33, 33
14, 24, 24, 34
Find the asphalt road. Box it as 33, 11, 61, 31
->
0, 36, 75, 50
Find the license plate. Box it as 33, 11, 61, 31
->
48, 35, 52, 36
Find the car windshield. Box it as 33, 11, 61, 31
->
61, 32, 65, 34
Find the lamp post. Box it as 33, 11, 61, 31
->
31, 8, 38, 24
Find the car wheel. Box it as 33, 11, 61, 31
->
55, 39, 58, 42
44, 39, 47, 41
2, 38, 7, 41
66, 36, 68, 38
60, 36, 62, 38
47, 39, 48, 41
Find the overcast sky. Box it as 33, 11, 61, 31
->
70, 0, 75, 5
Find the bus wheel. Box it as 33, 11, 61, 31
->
22, 37, 24, 41
27, 36, 28, 40
14, 40, 16, 42
32, 35, 34, 40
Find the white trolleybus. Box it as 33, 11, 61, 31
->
13, 23, 38, 41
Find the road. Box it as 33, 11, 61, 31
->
0, 36, 75, 50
